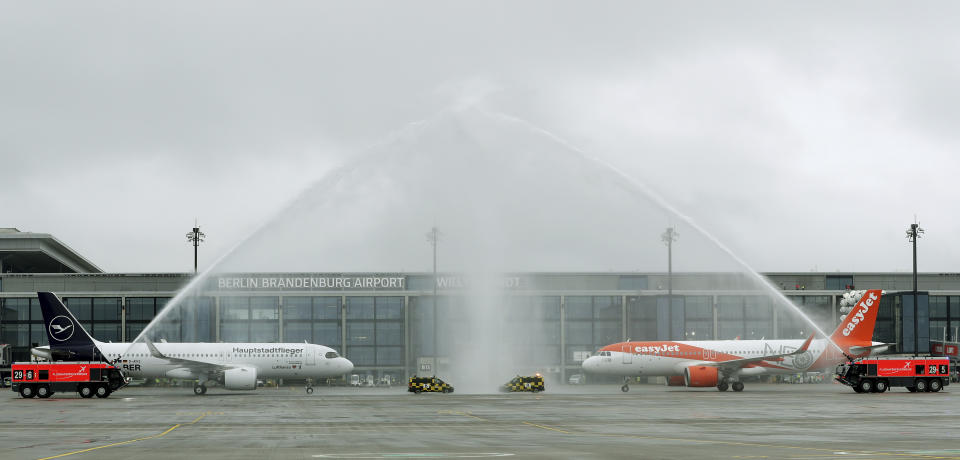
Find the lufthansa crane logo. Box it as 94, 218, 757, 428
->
48, 315, 75, 342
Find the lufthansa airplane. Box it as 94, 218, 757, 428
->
582, 290, 888, 392
33, 292, 353, 395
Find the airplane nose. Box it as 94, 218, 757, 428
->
582, 356, 599, 372
340, 357, 354, 374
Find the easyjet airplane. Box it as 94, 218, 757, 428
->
582, 289, 888, 392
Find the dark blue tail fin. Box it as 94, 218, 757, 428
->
37, 292, 106, 362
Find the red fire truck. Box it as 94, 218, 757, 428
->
836, 357, 950, 393
11, 362, 127, 399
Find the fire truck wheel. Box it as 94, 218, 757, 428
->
874, 380, 888, 393
78, 385, 94, 398
95, 385, 111, 398
732, 381, 744, 392
37, 385, 52, 398
929, 379, 942, 392
914, 379, 928, 392
19, 384, 36, 398
858, 379, 874, 393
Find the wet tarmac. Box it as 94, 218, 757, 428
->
3, 383, 958, 460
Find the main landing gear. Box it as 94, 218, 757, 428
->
193, 383, 208, 395
717, 378, 744, 392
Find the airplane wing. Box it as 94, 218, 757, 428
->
695, 333, 816, 372
849, 343, 892, 355
143, 338, 238, 376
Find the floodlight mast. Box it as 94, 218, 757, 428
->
662, 227, 678, 339
186, 224, 206, 274
906, 221, 924, 354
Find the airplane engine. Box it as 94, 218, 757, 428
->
666, 376, 686, 386
30, 347, 52, 360
31, 347, 79, 361
223, 367, 257, 390
683, 365, 719, 387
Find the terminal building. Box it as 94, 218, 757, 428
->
2, 228, 958, 382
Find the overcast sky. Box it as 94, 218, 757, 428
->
2, 1, 958, 274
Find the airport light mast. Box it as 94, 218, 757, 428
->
662, 227, 678, 339
186, 224, 206, 273
426, 227, 441, 366
906, 221, 924, 353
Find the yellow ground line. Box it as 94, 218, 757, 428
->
36, 414, 209, 460
522, 421, 573, 434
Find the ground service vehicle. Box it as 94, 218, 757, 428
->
502, 374, 545, 392
11, 362, 127, 399
836, 357, 950, 393
408, 376, 454, 394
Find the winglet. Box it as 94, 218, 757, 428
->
797, 333, 815, 353
143, 338, 168, 359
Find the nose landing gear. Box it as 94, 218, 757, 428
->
621, 377, 630, 392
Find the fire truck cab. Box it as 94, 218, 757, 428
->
836, 357, 950, 393
11, 362, 127, 399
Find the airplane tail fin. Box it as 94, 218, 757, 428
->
37, 292, 106, 362
828, 289, 883, 353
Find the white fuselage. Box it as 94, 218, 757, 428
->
95, 341, 353, 381
582, 338, 884, 378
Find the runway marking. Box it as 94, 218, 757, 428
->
522, 421, 572, 434
511, 422, 960, 460
36, 412, 212, 460
311, 454, 513, 458
437, 410, 489, 421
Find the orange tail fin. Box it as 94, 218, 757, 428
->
829, 289, 883, 345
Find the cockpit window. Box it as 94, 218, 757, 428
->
325, 351, 339, 359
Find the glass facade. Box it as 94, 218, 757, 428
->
779, 296, 832, 339
282, 296, 341, 348
345, 296, 404, 368
64, 297, 122, 342
928, 295, 957, 341
221, 296, 279, 342
565, 296, 621, 364
627, 296, 657, 341
684, 296, 714, 340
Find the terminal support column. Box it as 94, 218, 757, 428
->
404, 295, 410, 378
712, 295, 719, 341
214, 296, 221, 342
559, 295, 566, 383
278, 296, 283, 342
121, 296, 126, 342
341, 295, 347, 358
621, 295, 627, 341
